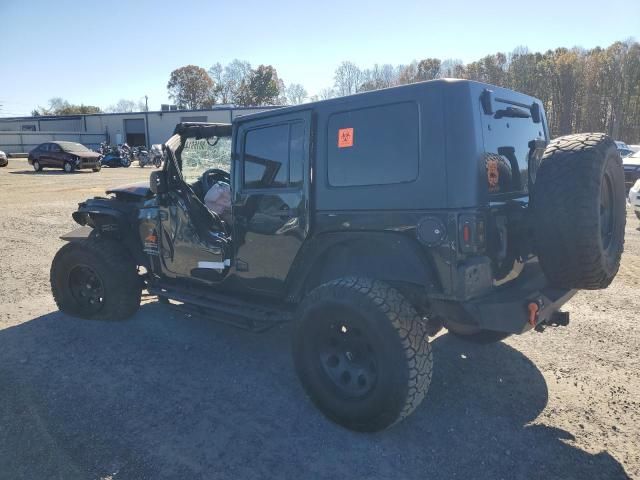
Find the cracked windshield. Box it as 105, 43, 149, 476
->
181, 137, 231, 183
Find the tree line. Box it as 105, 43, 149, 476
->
166, 39, 640, 141
325, 40, 640, 141
30, 39, 640, 141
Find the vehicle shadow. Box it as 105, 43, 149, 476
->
8, 170, 94, 175
0, 304, 630, 480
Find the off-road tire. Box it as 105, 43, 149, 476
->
532, 133, 625, 289
51, 238, 141, 320
292, 277, 432, 432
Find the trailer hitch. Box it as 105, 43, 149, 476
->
535, 311, 570, 332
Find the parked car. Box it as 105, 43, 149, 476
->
623, 150, 640, 191
51, 80, 625, 432
28, 141, 101, 173
0, 150, 7, 167
629, 179, 640, 220
615, 140, 634, 158
628, 144, 640, 153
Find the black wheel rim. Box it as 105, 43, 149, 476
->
316, 315, 378, 398
600, 172, 615, 250
68, 265, 105, 314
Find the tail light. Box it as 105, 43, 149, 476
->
458, 214, 486, 253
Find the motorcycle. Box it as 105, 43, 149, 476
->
133, 145, 157, 168
149, 144, 164, 168
99, 143, 131, 168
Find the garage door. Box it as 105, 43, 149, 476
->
124, 118, 146, 146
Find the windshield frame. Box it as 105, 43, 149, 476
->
163, 123, 233, 187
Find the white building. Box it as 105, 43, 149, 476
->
0, 106, 279, 154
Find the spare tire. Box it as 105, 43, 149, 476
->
532, 133, 625, 290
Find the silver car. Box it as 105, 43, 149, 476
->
0, 150, 7, 167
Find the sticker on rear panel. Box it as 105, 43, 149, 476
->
143, 228, 159, 255
338, 128, 354, 148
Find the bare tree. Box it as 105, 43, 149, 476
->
318, 87, 337, 100
223, 59, 252, 104
285, 83, 308, 105
360, 64, 398, 91
440, 59, 465, 78
105, 99, 137, 113
334, 61, 362, 96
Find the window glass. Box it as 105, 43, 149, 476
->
50, 144, 61, 153
481, 105, 546, 194
289, 122, 304, 188
39, 144, 49, 152
243, 124, 289, 188
181, 137, 231, 184
327, 102, 420, 187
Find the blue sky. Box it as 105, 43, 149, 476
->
0, 0, 638, 116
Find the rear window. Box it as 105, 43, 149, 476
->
480, 95, 546, 196
327, 102, 420, 187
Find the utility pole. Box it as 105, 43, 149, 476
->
144, 95, 151, 148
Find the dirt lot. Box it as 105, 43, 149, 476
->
0, 158, 638, 479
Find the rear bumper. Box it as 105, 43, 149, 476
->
624, 169, 640, 190
434, 260, 576, 334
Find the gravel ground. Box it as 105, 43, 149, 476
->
0, 158, 638, 479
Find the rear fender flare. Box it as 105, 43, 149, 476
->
285, 232, 442, 303
71, 201, 148, 267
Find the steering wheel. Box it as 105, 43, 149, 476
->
200, 168, 230, 192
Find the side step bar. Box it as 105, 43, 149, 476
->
147, 283, 293, 332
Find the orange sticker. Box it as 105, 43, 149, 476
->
338, 128, 354, 148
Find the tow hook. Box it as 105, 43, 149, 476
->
527, 301, 540, 327
535, 310, 570, 333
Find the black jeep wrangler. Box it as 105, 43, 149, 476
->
50, 79, 626, 432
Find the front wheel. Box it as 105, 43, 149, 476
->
92, 162, 101, 172
292, 277, 433, 432
63, 161, 74, 173
50, 238, 141, 320
120, 156, 131, 167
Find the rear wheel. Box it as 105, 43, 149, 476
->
292, 277, 432, 432
533, 133, 626, 289
32, 160, 42, 172
50, 238, 141, 320
92, 162, 101, 172
63, 161, 74, 173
